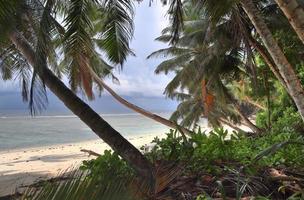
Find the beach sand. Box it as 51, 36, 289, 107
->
0, 123, 252, 197
0, 133, 164, 196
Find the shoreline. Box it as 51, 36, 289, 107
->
0, 124, 252, 196
0, 132, 160, 154
0, 133, 165, 196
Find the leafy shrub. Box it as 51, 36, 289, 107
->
256, 110, 268, 129
81, 126, 304, 180
144, 127, 304, 175
142, 129, 193, 162
272, 107, 304, 134
76, 127, 304, 199
255, 83, 304, 133
144, 128, 249, 174
80, 150, 133, 180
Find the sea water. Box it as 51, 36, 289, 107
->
0, 113, 172, 150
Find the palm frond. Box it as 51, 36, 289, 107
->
171, 98, 204, 127
1, 48, 34, 104
22, 169, 135, 200
21, 160, 186, 200
147, 47, 189, 59
198, 0, 238, 24
166, 0, 184, 44
30, 0, 59, 114
154, 34, 172, 43
0, 0, 21, 34
98, 0, 135, 67
0, 45, 15, 80
154, 53, 193, 74
13, 54, 32, 103
29, 71, 48, 115
63, 0, 97, 99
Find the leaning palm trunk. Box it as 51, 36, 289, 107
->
233, 102, 262, 134
223, 88, 262, 134
89, 69, 193, 135
9, 30, 154, 180
248, 36, 288, 90
275, 0, 304, 44
219, 118, 248, 133
241, 0, 304, 122
244, 96, 266, 110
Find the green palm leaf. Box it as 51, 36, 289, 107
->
62, 0, 97, 99
21, 169, 136, 200
97, 0, 135, 67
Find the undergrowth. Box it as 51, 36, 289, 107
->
79, 110, 304, 199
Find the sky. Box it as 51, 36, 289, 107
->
105, 2, 172, 97
0, 3, 178, 115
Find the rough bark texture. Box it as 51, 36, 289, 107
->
275, 0, 304, 44
90, 69, 193, 135
9, 30, 154, 180
241, 0, 304, 122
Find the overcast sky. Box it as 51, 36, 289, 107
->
105, 2, 172, 97
0, 3, 178, 114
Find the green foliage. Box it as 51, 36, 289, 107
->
145, 128, 304, 175
256, 106, 304, 134
273, 107, 304, 134
1, 0, 136, 112
142, 129, 193, 162
145, 128, 247, 173
22, 169, 136, 200
80, 150, 133, 180
98, 0, 135, 65
196, 194, 213, 200
23, 126, 304, 199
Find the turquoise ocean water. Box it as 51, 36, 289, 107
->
0, 113, 172, 151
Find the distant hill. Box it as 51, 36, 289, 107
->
0, 91, 178, 116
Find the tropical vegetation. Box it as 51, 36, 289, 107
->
1, 0, 304, 199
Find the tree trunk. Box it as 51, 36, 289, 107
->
248, 36, 288, 89
219, 118, 248, 133
201, 79, 208, 116
233, 101, 262, 134
9, 30, 154, 180
244, 96, 266, 110
90, 69, 193, 135
241, 0, 304, 122
275, 0, 304, 44
222, 86, 262, 134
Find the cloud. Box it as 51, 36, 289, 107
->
103, 3, 172, 97
0, 80, 19, 92
0, 3, 172, 98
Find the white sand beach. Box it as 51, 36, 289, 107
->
0, 123, 252, 197
0, 133, 165, 196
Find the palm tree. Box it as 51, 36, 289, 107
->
90, 71, 193, 135
274, 0, 304, 44
164, 0, 304, 122
248, 35, 288, 90
21, 157, 184, 199
48, 0, 193, 135
240, 0, 304, 122
149, 5, 262, 133
0, 0, 153, 180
